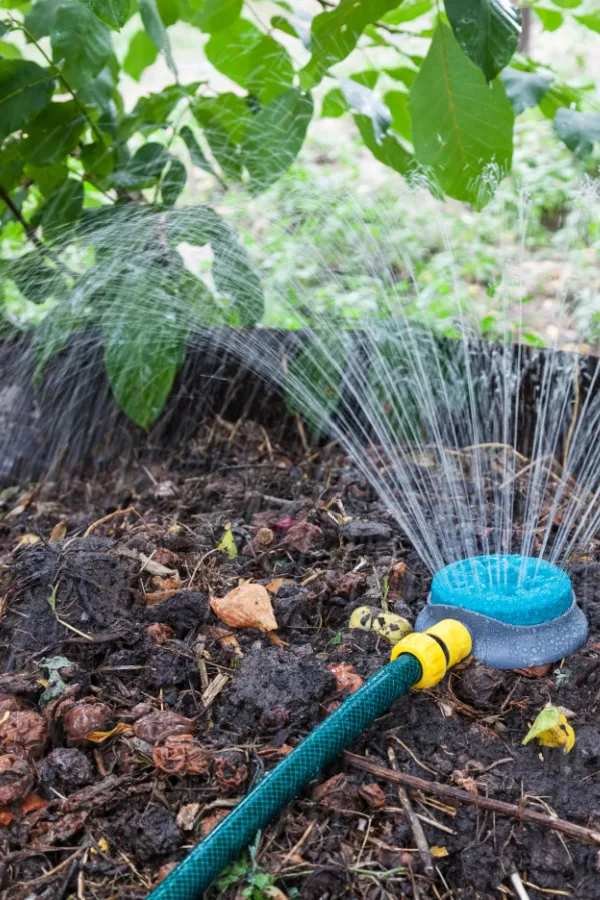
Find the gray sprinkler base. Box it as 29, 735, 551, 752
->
415, 598, 588, 669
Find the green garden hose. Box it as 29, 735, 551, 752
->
148, 621, 471, 900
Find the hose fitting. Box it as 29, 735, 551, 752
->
390, 619, 472, 688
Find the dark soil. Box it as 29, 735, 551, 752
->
1, 420, 600, 899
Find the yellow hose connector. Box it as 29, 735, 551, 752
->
390, 619, 472, 689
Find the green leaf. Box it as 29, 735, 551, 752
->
102, 293, 187, 429
409, 21, 514, 207
180, 124, 225, 186
23, 0, 59, 40
500, 67, 552, 115
338, 76, 391, 141
538, 81, 582, 119
212, 232, 264, 326
385, 65, 419, 88
271, 13, 311, 48
0, 138, 24, 193
165, 205, 221, 246
51, 1, 112, 90
80, 139, 114, 179
354, 112, 414, 175
41, 177, 84, 242
157, 0, 179, 26
384, 90, 411, 141
112, 141, 170, 189
198, 0, 242, 32
574, 11, 600, 32
206, 19, 293, 103
0, 59, 54, 142
321, 87, 347, 118
140, 0, 176, 74
78, 0, 130, 30
534, 6, 563, 31
382, 0, 431, 23
554, 108, 600, 158
21, 100, 87, 166
161, 156, 186, 206
301, 0, 400, 88
6, 252, 66, 304
241, 88, 313, 191
192, 93, 251, 181
123, 29, 158, 80
551, 0, 581, 7
444, 0, 521, 81
0, 38, 21, 58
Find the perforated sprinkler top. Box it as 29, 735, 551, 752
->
417, 553, 588, 668
430, 554, 572, 627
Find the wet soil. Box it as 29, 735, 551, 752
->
1, 421, 600, 899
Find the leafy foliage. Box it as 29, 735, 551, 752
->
0, 0, 598, 427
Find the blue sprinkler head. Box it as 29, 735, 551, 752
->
415, 554, 588, 669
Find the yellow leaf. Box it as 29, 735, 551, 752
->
216, 525, 238, 559
523, 705, 575, 754
85, 722, 133, 743
210, 583, 278, 632
431, 846, 448, 858
17, 533, 40, 546
348, 606, 412, 645
97, 837, 110, 853
49, 521, 67, 542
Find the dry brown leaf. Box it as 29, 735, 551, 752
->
49, 521, 67, 543
85, 722, 133, 743
176, 802, 201, 831
210, 583, 278, 632
266, 631, 288, 647
265, 578, 293, 594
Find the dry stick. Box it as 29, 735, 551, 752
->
345, 753, 600, 848
84, 506, 139, 538
387, 746, 434, 877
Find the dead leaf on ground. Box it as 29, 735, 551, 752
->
16, 533, 40, 546
328, 663, 363, 694
145, 573, 182, 605
265, 578, 293, 595
358, 782, 386, 809
152, 736, 209, 776
176, 802, 201, 831
210, 583, 278, 632
514, 664, 552, 678
49, 521, 67, 543
85, 722, 133, 743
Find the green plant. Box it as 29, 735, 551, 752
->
0, 0, 598, 429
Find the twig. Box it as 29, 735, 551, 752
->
84, 507, 139, 537
387, 746, 434, 877
345, 752, 600, 847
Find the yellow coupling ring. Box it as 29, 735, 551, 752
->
390, 619, 472, 689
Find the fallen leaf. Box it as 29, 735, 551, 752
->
139, 553, 178, 578
176, 802, 201, 831
348, 606, 412, 645
336, 572, 367, 597
358, 782, 386, 809
514, 664, 552, 678
522, 705, 575, 753
85, 722, 133, 743
266, 578, 292, 594
266, 631, 288, 647
145, 573, 181, 605
152, 735, 209, 775
284, 520, 322, 554
210, 583, 278, 632
20, 793, 48, 814
328, 663, 363, 694
49, 521, 67, 542
216, 525, 238, 559
17, 533, 40, 546
431, 846, 449, 858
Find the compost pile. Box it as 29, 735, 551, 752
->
1, 420, 600, 899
